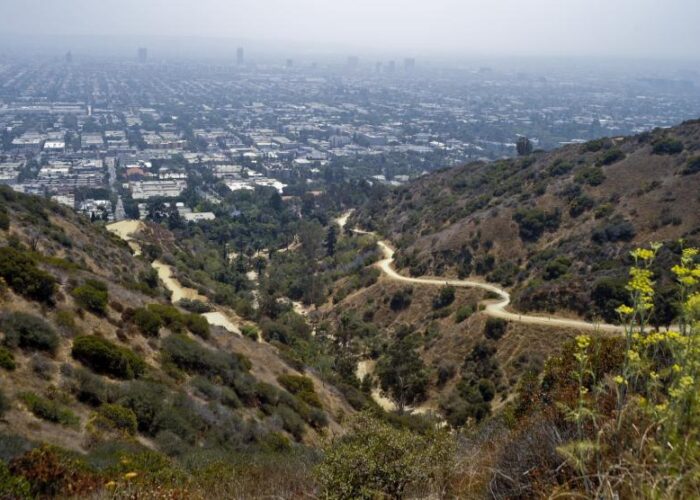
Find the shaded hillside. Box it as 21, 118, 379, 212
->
354, 120, 700, 322
0, 187, 356, 497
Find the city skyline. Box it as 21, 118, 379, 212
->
0, 0, 699, 60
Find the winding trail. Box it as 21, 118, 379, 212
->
107, 220, 241, 335
368, 235, 624, 333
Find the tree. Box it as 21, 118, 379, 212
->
516, 136, 533, 156
376, 330, 428, 412
325, 224, 337, 257
315, 413, 455, 499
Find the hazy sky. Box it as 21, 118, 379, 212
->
1, 0, 699, 59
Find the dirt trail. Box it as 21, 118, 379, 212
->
108, 220, 241, 335
373, 239, 623, 333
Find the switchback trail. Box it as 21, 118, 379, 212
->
370, 237, 624, 333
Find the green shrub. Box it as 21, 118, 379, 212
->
0, 247, 56, 304
316, 413, 454, 499
54, 309, 80, 336
275, 404, 306, 441
455, 305, 474, 323
596, 148, 625, 166
0, 461, 31, 499
241, 324, 259, 341
71, 335, 146, 379
682, 156, 700, 175
161, 334, 249, 382
71, 280, 108, 315
185, 313, 210, 339
176, 299, 211, 313
71, 367, 117, 406
543, 256, 571, 280
96, 403, 138, 435
277, 374, 322, 408
18, 392, 79, 427
0, 346, 16, 370
132, 307, 162, 337
147, 304, 185, 332
390, 287, 413, 311
513, 208, 561, 242
1, 312, 59, 354
118, 381, 167, 433
432, 285, 456, 309
484, 318, 507, 340
575, 166, 606, 185
581, 138, 612, 152
652, 137, 684, 155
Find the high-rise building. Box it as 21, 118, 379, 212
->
404, 58, 416, 71
236, 47, 244, 66
286, 58, 293, 68
137, 47, 148, 63
65, 51, 73, 64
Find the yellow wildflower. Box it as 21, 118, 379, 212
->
105, 481, 117, 489
616, 304, 634, 316
613, 375, 625, 385
124, 472, 138, 480
627, 350, 640, 363
630, 248, 655, 261
576, 335, 590, 349
672, 364, 682, 373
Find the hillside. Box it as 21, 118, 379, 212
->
352, 119, 700, 324
0, 187, 357, 497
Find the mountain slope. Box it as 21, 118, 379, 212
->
0, 187, 352, 478
353, 119, 700, 323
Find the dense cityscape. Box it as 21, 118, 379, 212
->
1, 49, 699, 222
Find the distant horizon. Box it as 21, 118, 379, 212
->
2, 34, 700, 71
1, 0, 699, 61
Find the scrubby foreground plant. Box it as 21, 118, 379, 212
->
544, 244, 700, 498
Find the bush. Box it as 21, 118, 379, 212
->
575, 166, 606, 185
1, 312, 59, 354
652, 137, 684, 155
455, 305, 474, 323
71, 367, 117, 406
71, 335, 146, 379
241, 324, 259, 341
0, 346, 16, 370
176, 299, 212, 313
0, 461, 31, 499
316, 413, 455, 499
118, 381, 167, 433
147, 304, 185, 332
0, 247, 56, 304
185, 313, 210, 339
71, 280, 108, 315
132, 307, 162, 337
275, 404, 306, 441
277, 374, 322, 408
390, 287, 413, 311
96, 403, 138, 435
592, 219, 636, 243
161, 334, 249, 382
513, 208, 561, 242
484, 318, 507, 340
432, 285, 456, 309
543, 256, 571, 280
682, 156, 700, 175
569, 195, 594, 217
596, 148, 625, 166
18, 392, 79, 427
